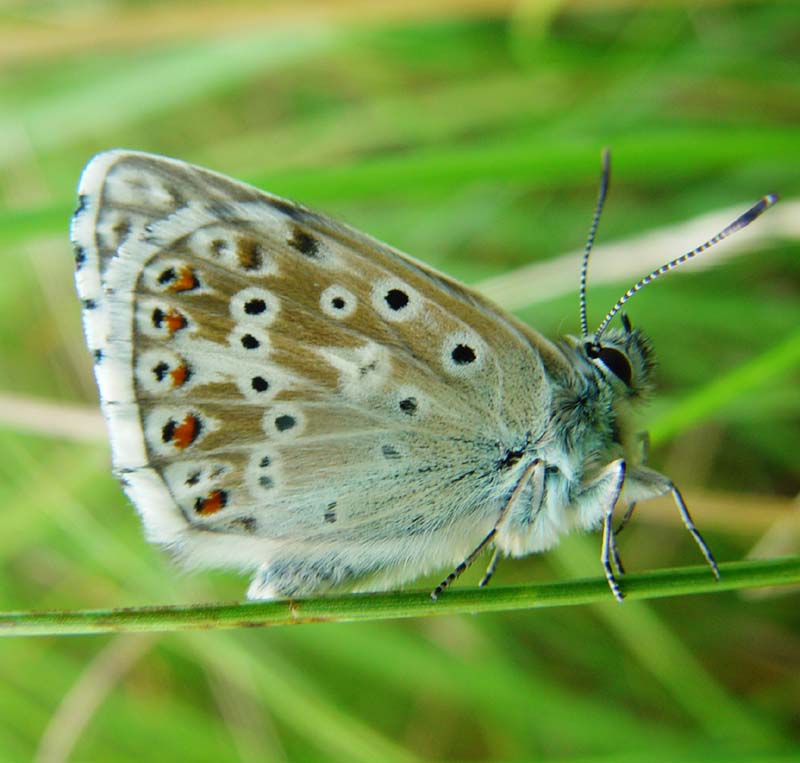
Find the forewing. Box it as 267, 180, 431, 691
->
72, 151, 553, 592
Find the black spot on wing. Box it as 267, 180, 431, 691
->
324, 502, 337, 523
382, 444, 401, 460
244, 298, 266, 315
384, 289, 409, 311
240, 333, 260, 349
399, 397, 417, 416
275, 414, 296, 432
288, 225, 319, 258
451, 344, 476, 365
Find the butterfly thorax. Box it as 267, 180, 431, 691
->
497, 327, 655, 557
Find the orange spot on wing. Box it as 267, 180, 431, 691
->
164, 309, 187, 334
195, 489, 228, 516
169, 267, 200, 292
172, 414, 200, 449
169, 364, 190, 388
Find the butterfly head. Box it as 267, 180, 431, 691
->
579, 314, 655, 402
576, 149, 777, 398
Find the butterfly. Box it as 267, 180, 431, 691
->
71, 149, 776, 601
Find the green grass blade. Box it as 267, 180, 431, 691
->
1, 556, 797, 637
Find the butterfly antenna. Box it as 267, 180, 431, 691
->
580, 147, 612, 339
593, 192, 779, 341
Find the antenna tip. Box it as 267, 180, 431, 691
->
735, 193, 780, 229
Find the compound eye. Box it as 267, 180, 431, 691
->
598, 347, 632, 386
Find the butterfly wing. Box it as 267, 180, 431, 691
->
72, 150, 557, 597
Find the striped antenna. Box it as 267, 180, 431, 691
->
593, 193, 779, 341
579, 148, 611, 338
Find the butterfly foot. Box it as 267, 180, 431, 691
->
430, 574, 454, 601
603, 548, 626, 602
607, 577, 625, 603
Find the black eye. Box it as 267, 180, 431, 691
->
598, 347, 632, 386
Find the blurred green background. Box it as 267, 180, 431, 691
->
1, 1, 798, 761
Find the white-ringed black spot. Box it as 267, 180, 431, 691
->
275, 414, 296, 432
372, 279, 420, 322
385, 289, 409, 311
241, 333, 260, 350
82, 298, 97, 310
399, 397, 417, 416
259, 455, 271, 468
232, 288, 279, 327
251, 376, 270, 393
451, 344, 477, 365
151, 307, 164, 328
93, 349, 103, 363
259, 475, 274, 489
320, 285, 357, 320
441, 331, 485, 376
74, 246, 86, 270
186, 471, 201, 486
244, 298, 266, 315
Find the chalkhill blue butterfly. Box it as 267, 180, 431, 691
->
71, 149, 776, 600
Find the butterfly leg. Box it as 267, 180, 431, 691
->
430, 527, 498, 600
596, 460, 628, 602
615, 501, 638, 536
615, 432, 647, 536
610, 498, 637, 575
479, 547, 501, 588
670, 484, 720, 580
431, 459, 542, 600
622, 465, 720, 580
608, 521, 627, 576
571, 458, 629, 598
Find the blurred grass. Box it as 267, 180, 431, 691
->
0, 1, 798, 762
